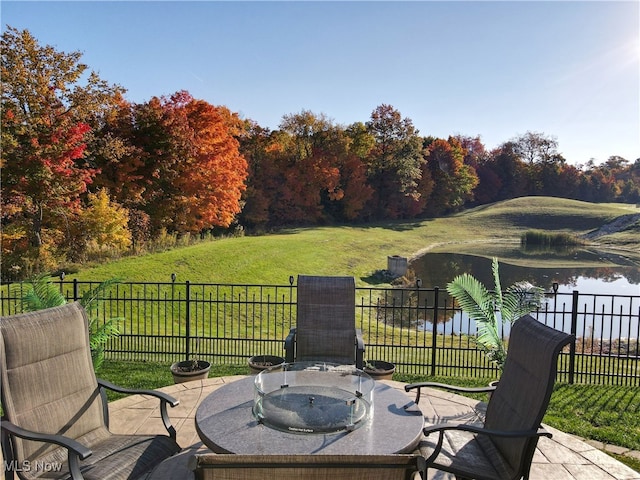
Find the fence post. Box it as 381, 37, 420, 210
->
431, 287, 439, 376
569, 290, 579, 384
73, 279, 79, 302
185, 280, 191, 362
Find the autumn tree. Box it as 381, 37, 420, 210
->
365, 104, 425, 218
177, 98, 248, 231
74, 189, 131, 260
95, 91, 248, 234
89, 94, 146, 206
240, 112, 373, 227
1, 26, 122, 277
275, 111, 342, 223
486, 142, 531, 200
454, 135, 502, 205
424, 137, 478, 215
339, 123, 375, 220
237, 122, 278, 228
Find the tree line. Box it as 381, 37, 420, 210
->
2, 27, 639, 281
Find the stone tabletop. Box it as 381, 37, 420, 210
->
195, 375, 424, 455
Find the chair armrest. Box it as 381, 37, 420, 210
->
97, 378, 179, 440
423, 422, 551, 440
97, 378, 179, 406
404, 382, 495, 405
355, 329, 365, 369
1, 419, 92, 459
284, 327, 296, 363
1, 419, 91, 480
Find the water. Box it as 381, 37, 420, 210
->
410, 250, 640, 296
409, 250, 639, 339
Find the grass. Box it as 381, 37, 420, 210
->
69, 197, 640, 285
521, 229, 585, 246
98, 361, 247, 401
99, 361, 640, 473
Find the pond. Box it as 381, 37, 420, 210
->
408, 248, 639, 340
410, 249, 640, 296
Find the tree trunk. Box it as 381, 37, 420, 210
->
31, 203, 43, 247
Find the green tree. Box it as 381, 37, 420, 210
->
365, 104, 425, 218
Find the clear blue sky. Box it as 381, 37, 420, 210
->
3, 1, 639, 165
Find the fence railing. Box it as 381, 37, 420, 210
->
2, 280, 638, 386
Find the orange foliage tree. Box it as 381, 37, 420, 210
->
424, 137, 478, 216
173, 98, 247, 231
94, 91, 248, 234
239, 111, 373, 227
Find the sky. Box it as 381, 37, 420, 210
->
3, 0, 639, 165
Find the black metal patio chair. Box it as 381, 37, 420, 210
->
404, 314, 574, 480
0, 302, 181, 480
285, 275, 364, 368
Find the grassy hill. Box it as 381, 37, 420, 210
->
72, 197, 640, 284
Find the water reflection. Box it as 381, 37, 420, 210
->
410, 251, 640, 296
396, 251, 640, 339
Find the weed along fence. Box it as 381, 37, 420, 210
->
2, 280, 638, 386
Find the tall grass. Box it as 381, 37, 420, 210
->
521, 229, 585, 247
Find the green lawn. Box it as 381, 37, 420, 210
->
69, 197, 640, 285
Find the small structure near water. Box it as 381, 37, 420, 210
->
387, 255, 408, 277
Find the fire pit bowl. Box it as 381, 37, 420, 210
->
253, 362, 375, 435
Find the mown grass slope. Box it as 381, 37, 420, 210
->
72, 197, 639, 284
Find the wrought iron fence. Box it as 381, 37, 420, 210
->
1, 280, 638, 386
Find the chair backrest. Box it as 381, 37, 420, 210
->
295, 275, 356, 365
483, 314, 574, 478
0, 302, 108, 464
189, 453, 425, 480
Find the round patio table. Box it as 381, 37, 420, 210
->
195, 375, 424, 455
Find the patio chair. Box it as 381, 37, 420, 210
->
284, 275, 364, 368
0, 302, 181, 480
188, 453, 426, 480
404, 314, 574, 480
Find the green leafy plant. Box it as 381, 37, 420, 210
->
13, 274, 122, 371
446, 257, 544, 370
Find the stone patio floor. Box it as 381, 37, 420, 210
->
107, 375, 640, 480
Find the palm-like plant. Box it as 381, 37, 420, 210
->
13, 274, 122, 371
15, 274, 67, 311
446, 258, 544, 370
